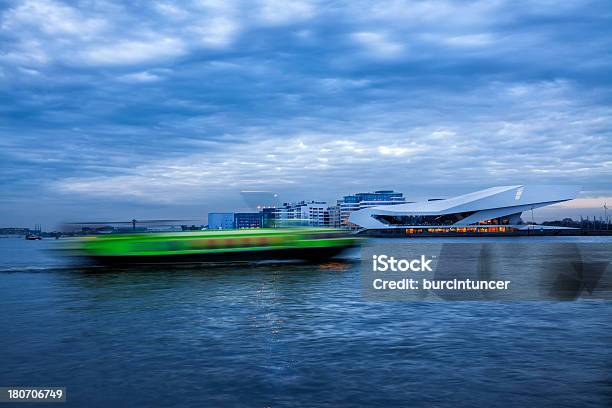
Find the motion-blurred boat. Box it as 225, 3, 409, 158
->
59, 228, 358, 265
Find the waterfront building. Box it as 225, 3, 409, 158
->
234, 212, 262, 229
349, 185, 580, 235
260, 207, 277, 228
208, 212, 235, 230
338, 190, 406, 228
275, 201, 330, 227
328, 205, 342, 228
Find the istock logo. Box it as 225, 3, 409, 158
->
372, 255, 434, 272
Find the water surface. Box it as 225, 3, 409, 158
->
1, 237, 611, 407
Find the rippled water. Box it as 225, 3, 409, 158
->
1, 237, 611, 407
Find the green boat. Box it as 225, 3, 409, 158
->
61, 228, 359, 265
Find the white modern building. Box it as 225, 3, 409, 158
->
349, 185, 580, 235
275, 201, 330, 227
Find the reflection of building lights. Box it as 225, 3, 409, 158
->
401, 225, 515, 235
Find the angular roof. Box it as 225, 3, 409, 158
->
349, 185, 580, 229
368, 185, 579, 215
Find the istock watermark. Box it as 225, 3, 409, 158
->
361, 242, 611, 301
372, 254, 434, 272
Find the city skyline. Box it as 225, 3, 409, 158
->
1, 186, 609, 232
1, 1, 611, 227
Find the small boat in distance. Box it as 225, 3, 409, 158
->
58, 228, 359, 265
26, 224, 43, 240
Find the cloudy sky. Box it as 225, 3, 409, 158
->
1, 0, 611, 227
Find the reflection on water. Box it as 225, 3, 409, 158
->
0, 237, 611, 407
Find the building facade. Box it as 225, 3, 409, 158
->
208, 213, 235, 230
349, 185, 580, 235
327, 205, 341, 228
338, 190, 406, 228
259, 207, 277, 228
234, 213, 262, 229
275, 201, 330, 227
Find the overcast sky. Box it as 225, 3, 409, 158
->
1, 0, 611, 228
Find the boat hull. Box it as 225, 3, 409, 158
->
85, 245, 351, 265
